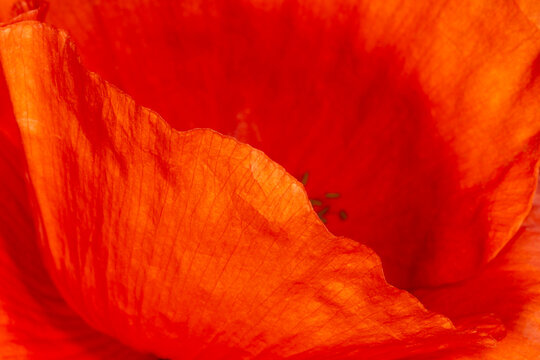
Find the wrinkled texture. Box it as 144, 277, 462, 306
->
414, 183, 540, 360
21, 0, 540, 288
0, 21, 500, 359
1, 1, 540, 359
0, 59, 153, 360
517, 0, 540, 26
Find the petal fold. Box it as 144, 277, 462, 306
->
0, 21, 500, 359
0, 86, 154, 358
415, 184, 540, 359
30, 0, 540, 288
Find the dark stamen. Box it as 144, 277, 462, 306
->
325, 192, 340, 199
318, 215, 328, 224
310, 199, 322, 206
339, 210, 348, 220
318, 206, 330, 216
301, 172, 309, 186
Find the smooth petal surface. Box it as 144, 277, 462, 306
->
415, 185, 540, 359
22, 0, 540, 288
0, 21, 499, 359
0, 79, 153, 358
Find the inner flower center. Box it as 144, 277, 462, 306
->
300, 172, 348, 224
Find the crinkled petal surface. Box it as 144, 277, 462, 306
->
0, 53, 154, 360
0, 21, 500, 359
414, 184, 540, 359
15, 0, 540, 288
517, 0, 540, 26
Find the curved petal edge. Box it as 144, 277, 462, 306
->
0, 21, 505, 359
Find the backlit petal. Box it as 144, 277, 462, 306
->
25, 0, 540, 288
0, 21, 498, 359
516, 0, 540, 27
0, 74, 153, 358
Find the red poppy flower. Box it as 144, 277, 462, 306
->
0, 0, 539, 358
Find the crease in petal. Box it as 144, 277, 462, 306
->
0, 101, 154, 359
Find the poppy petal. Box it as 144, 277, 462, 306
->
516, 0, 540, 26
28, 0, 540, 288
0, 94, 154, 357
0, 21, 500, 359
415, 184, 540, 359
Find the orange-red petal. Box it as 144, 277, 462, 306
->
0, 21, 501, 359
415, 184, 540, 359
21, 0, 540, 288
516, 0, 540, 26
0, 88, 153, 357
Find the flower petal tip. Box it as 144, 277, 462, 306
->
1, 0, 47, 25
